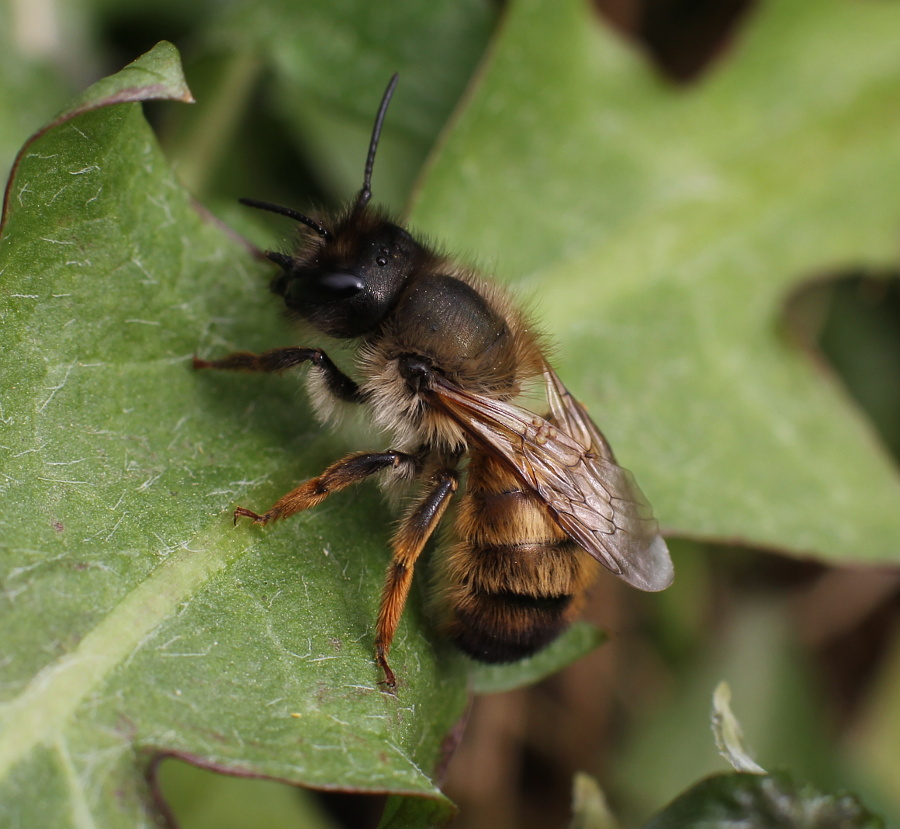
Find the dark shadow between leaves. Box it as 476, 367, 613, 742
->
782, 270, 900, 463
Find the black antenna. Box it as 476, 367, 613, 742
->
238, 197, 331, 240
354, 74, 399, 212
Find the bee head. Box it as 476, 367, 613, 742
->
240, 75, 418, 339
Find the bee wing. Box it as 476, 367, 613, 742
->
428, 366, 673, 592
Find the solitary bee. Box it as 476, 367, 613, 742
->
195, 76, 673, 689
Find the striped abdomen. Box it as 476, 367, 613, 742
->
438, 451, 598, 663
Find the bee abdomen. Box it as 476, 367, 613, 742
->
436, 450, 598, 663
443, 581, 576, 663
439, 536, 593, 664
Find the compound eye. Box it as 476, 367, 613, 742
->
298, 271, 365, 303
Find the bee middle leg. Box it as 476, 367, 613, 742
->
193, 346, 361, 402
234, 450, 418, 525
375, 468, 459, 689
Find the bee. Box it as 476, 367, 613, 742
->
194, 75, 673, 689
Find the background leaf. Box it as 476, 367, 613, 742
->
157, 0, 498, 213
412, 0, 900, 565
642, 771, 883, 829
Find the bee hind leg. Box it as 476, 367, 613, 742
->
375, 468, 459, 690
234, 450, 417, 525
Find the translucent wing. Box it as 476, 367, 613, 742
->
428, 365, 673, 592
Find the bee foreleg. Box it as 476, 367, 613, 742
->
234, 450, 416, 525
193, 347, 361, 402
375, 468, 459, 689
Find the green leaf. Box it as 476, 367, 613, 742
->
0, 43, 464, 827
155, 758, 340, 829
60, 40, 194, 117
2, 41, 192, 223
642, 772, 884, 829
412, 0, 900, 565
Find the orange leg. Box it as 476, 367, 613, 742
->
375, 469, 459, 689
235, 451, 415, 525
